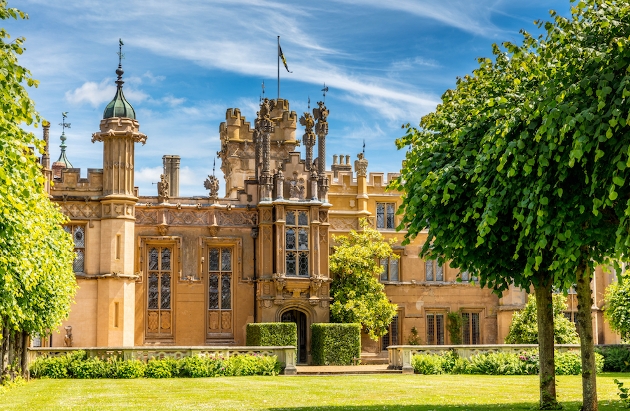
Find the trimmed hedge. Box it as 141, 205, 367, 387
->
30, 351, 281, 379
246, 322, 297, 347
411, 349, 604, 375
311, 323, 361, 365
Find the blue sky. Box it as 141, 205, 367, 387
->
7, 0, 570, 197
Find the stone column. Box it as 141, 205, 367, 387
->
314, 101, 329, 202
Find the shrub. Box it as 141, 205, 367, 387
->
69, 357, 107, 379
246, 323, 297, 347
596, 345, 630, 372
554, 350, 604, 375
467, 352, 525, 375
311, 323, 361, 365
181, 356, 214, 378
411, 354, 444, 374
225, 354, 280, 376
447, 312, 463, 345
145, 358, 178, 379
108, 358, 146, 379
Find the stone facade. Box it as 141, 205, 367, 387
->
40, 67, 621, 362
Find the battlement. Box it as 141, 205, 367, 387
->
51, 168, 103, 195
220, 99, 297, 144
327, 171, 400, 187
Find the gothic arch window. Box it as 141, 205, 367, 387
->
286, 210, 309, 276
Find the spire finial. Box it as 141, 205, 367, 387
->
212, 157, 216, 177
116, 39, 125, 86
55, 112, 73, 168
308, 96, 310, 111
322, 83, 329, 103
363, 139, 365, 155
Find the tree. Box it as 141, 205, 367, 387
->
604, 274, 630, 342
506, 294, 579, 344
392, 2, 630, 409
0, 2, 76, 380
329, 219, 398, 340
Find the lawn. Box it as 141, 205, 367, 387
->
1, 373, 628, 410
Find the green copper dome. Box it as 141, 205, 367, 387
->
103, 66, 136, 120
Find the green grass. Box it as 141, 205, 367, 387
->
1, 373, 628, 410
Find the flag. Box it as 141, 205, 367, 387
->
278, 43, 291, 73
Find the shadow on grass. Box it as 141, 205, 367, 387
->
268, 402, 624, 411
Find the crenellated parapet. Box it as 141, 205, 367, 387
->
51, 168, 104, 196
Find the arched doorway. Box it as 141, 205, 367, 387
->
281, 310, 307, 364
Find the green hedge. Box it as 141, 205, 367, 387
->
30, 351, 281, 379
311, 323, 361, 365
246, 322, 297, 347
596, 345, 630, 372
411, 349, 604, 375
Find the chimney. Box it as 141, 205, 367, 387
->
331, 153, 352, 178
162, 155, 180, 198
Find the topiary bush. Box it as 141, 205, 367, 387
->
246, 323, 297, 347
311, 323, 361, 365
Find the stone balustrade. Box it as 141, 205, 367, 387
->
28, 346, 297, 375
387, 344, 581, 374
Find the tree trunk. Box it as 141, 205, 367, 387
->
576, 260, 598, 411
1, 323, 9, 379
21, 331, 29, 380
535, 283, 559, 409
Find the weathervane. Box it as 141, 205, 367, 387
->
363, 139, 365, 155
308, 96, 310, 111
260, 80, 265, 102
59, 112, 71, 134
321, 83, 329, 102
117, 38, 125, 67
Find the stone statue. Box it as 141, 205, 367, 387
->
299, 112, 315, 133
157, 174, 169, 202
63, 325, 73, 347
355, 152, 368, 177
204, 175, 220, 200
314, 101, 329, 122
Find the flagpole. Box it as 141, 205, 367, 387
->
277, 35, 280, 101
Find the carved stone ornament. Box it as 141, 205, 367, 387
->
273, 273, 286, 296
157, 174, 169, 203
208, 225, 220, 237
288, 173, 305, 200
354, 152, 368, 177
157, 224, 168, 236
63, 326, 73, 347
204, 175, 220, 200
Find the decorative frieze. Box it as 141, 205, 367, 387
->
60, 202, 101, 219
136, 209, 158, 225
330, 217, 358, 231
102, 203, 134, 218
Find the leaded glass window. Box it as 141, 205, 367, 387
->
286, 210, 309, 276
381, 315, 400, 351
207, 247, 232, 334
146, 245, 173, 337
64, 225, 86, 273
462, 312, 480, 344
425, 260, 444, 282
380, 256, 400, 282
427, 313, 445, 345
376, 202, 396, 229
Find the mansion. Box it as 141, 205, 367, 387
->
39, 61, 621, 363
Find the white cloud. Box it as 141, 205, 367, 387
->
135, 166, 162, 186
65, 79, 149, 108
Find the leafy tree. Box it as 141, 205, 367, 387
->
604, 274, 630, 342
0, 2, 76, 379
329, 219, 398, 340
392, 1, 630, 409
506, 294, 579, 344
